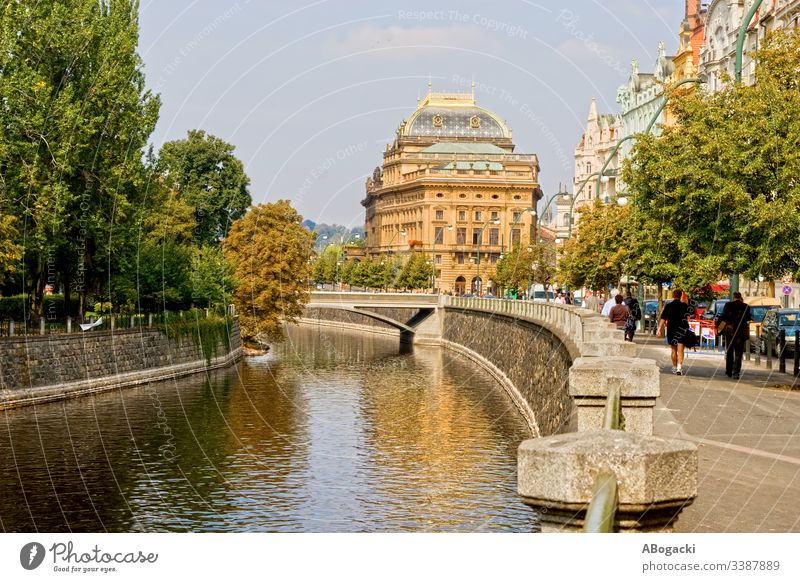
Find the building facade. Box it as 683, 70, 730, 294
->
552, 99, 622, 239
362, 88, 541, 295
700, 0, 800, 92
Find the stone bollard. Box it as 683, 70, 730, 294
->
9, 320, 14, 336
110, 315, 115, 330
518, 430, 697, 532
148, 313, 153, 328
40, 317, 45, 335
66, 317, 72, 334
569, 357, 660, 435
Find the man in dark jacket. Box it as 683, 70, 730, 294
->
718, 292, 752, 379
623, 291, 642, 342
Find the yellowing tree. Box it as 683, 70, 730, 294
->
223, 201, 315, 343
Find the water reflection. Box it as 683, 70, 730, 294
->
0, 326, 533, 532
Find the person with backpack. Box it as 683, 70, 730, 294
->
623, 290, 642, 342
717, 292, 752, 380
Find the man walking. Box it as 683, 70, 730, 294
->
623, 291, 642, 342
718, 292, 752, 380
658, 289, 692, 375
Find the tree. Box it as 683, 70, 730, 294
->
223, 201, 315, 342
0, 215, 22, 287
0, 0, 160, 316
313, 245, 342, 285
158, 129, 252, 245
623, 29, 800, 291
495, 240, 557, 296
558, 200, 633, 291
396, 252, 433, 290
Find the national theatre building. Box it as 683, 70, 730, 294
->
362, 88, 542, 295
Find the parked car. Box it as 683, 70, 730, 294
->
758, 309, 800, 355
701, 299, 729, 325
745, 296, 781, 343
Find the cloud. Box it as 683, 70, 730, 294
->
556, 38, 629, 77
323, 24, 503, 59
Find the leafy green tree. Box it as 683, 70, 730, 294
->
0, 215, 22, 287
558, 201, 632, 291
0, 0, 161, 316
190, 245, 234, 308
397, 252, 433, 290
495, 241, 557, 296
623, 29, 800, 291
157, 129, 252, 245
313, 245, 342, 284
223, 201, 315, 343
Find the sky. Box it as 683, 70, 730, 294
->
137, 0, 682, 229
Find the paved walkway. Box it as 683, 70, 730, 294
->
631, 335, 800, 532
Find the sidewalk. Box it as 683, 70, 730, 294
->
632, 335, 800, 532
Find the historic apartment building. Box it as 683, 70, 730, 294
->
362, 88, 541, 296
551, 99, 622, 239
700, 0, 800, 92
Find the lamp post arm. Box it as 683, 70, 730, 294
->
736, 0, 764, 82
594, 78, 705, 211
567, 171, 601, 239
595, 135, 635, 204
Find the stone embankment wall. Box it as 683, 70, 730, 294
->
0, 322, 242, 408
442, 309, 572, 437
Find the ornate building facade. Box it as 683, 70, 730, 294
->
362, 88, 541, 295
616, 42, 676, 159
700, 0, 800, 92
552, 99, 622, 239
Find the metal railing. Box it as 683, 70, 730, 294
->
0, 309, 226, 338
583, 384, 623, 533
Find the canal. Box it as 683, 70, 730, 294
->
0, 326, 534, 532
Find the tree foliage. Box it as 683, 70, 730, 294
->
558, 200, 632, 291
157, 129, 252, 246
396, 252, 433, 290
0, 0, 160, 315
223, 201, 315, 342
495, 240, 557, 293
623, 29, 800, 289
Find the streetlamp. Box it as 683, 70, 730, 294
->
475, 217, 501, 296
729, 0, 764, 297
385, 227, 407, 255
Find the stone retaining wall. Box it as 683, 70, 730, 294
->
442, 309, 572, 437
0, 322, 242, 408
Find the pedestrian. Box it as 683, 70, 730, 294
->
623, 291, 642, 342
609, 294, 631, 332
565, 292, 573, 305
601, 289, 618, 317
717, 292, 752, 380
583, 291, 599, 313
657, 289, 692, 376
554, 292, 566, 304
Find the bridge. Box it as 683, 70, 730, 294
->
301, 291, 698, 532
307, 292, 442, 343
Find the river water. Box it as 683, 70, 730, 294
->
0, 326, 534, 532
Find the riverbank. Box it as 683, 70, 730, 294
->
0, 322, 242, 409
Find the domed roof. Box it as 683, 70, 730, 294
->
400, 91, 511, 140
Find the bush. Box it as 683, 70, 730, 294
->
0, 294, 28, 320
